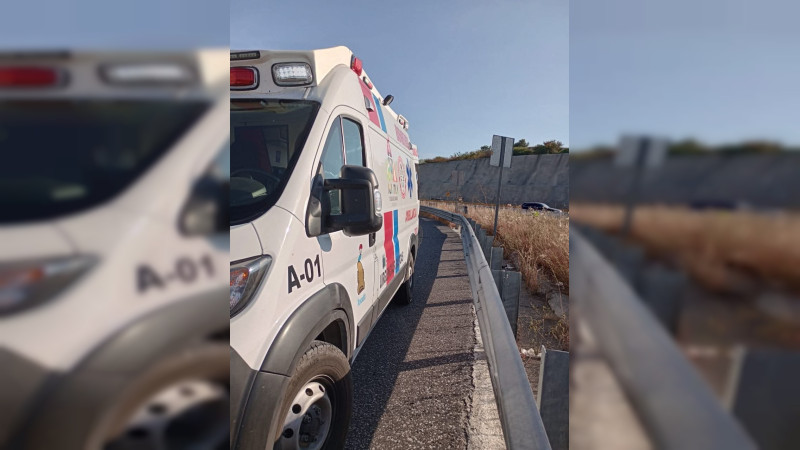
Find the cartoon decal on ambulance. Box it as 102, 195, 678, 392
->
356, 244, 365, 294
406, 157, 413, 197
398, 156, 407, 199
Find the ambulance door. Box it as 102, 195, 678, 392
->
318, 111, 377, 337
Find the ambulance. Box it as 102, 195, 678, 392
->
229, 47, 420, 449
0, 51, 230, 449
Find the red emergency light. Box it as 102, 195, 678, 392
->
0, 67, 62, 87
231, 66, 258, 89
350, 56, 363, 76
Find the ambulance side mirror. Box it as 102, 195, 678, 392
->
325, 166, 382, 236
179, 175, 228, 236
307, 166, 382, 237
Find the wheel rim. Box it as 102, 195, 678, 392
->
104, 379, 229, 450
278, 380, 333, 450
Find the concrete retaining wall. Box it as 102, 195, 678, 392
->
570, 154, 800, 208
417, 154, 569, 209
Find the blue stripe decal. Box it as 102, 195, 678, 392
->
393, 210, 400, 274
373, 93, 387, 132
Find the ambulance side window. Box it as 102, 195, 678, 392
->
320, 117, 345, 215
342, 118, 364, 166
320, 117, 344, 180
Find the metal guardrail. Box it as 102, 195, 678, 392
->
570, 228, 757, 450
421, 206, 552, 450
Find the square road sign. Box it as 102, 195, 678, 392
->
490, 135, 514, 167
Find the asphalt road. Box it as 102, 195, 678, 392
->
344, 218, 478, 449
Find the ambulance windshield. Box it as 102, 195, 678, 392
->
0, 99, 209, 223
229, 99, 320, 225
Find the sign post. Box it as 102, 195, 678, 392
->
615, 135, 668, 236
490, 135, 514, 237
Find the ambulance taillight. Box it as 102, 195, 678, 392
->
0, 67, 64, 88
230, 66, 258, 89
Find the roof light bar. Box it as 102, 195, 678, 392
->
350, 55, 363, 76
101, 63, 196, 85
231, 66, 259, 90
0, 67, 64, 88
271, 62, 313, 86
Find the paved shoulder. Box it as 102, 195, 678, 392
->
346, 218, 476, 449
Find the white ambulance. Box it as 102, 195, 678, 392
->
229, 47, 420, 449
0, 50, 230, 449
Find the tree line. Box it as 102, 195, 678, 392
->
420, 139, 568, 164
571, 139, 800, 160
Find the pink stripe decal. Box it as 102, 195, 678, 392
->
360, 80, 381, 127
383, 211, 395, 284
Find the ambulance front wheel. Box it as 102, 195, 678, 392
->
99, 343, 230, 450
275, 340, 352, 450
395, 251, 415, 306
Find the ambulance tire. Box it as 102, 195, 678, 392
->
274, 340, 352, 450
97, 343, 230, 450
395, 252, 415, 306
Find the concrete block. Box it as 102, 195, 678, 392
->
610, 242, 645, 288
491, 270, 521, 336
490, 246, 504, 271
638, 264, 687, 334
482, 236, 494, 261
537, 346, 569, 450
725, 347, 800, 450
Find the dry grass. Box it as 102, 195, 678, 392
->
423, 201, 569, 294
570, 203, 800, 294
527, 304, 570, 351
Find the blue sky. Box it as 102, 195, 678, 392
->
231, 0, 569, 160
571, 0, 800, 150
0, 0, 228, 48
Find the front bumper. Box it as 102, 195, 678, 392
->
230, 347, 290, 449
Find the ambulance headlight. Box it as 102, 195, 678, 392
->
272, 63, 313, 86
230, 255, 271, 317
0, 255, 96, 316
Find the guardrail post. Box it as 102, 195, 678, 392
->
490, 246, 504, 271
491, 269, 521, 336
724, 346, 800, 450
537, 345, 569, 450
477, 227, 486, 247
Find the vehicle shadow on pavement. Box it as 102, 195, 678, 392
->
344, 218, 450, 449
